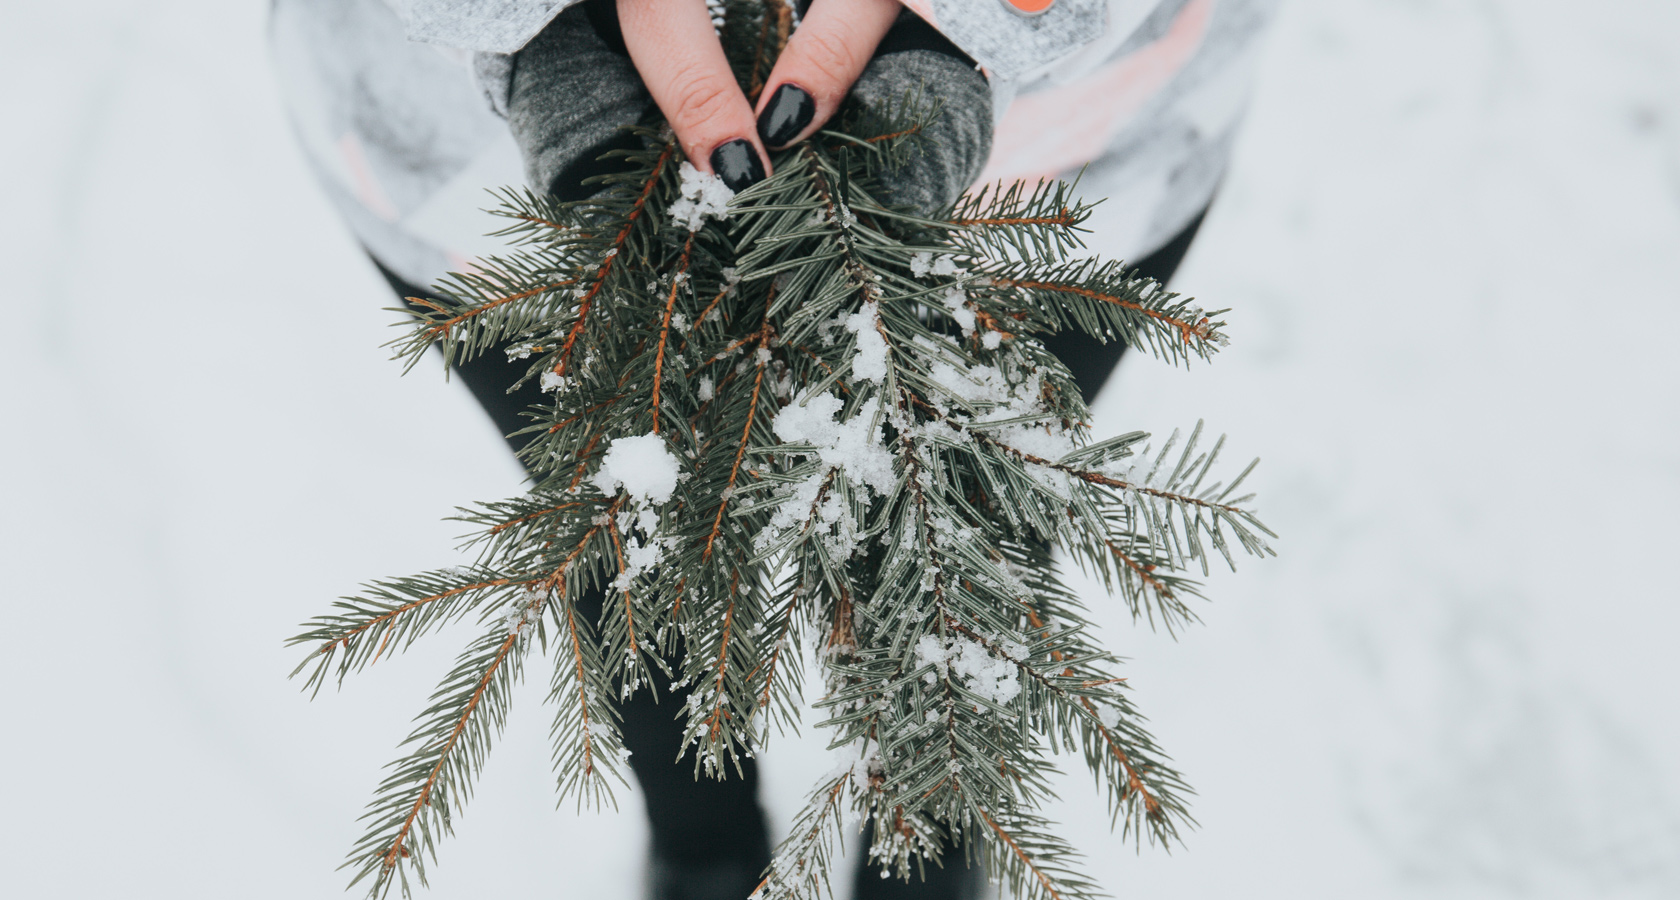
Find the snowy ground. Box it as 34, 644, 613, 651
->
3, 1, 1679, 898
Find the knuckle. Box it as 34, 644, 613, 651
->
667, 68, 739, 129
796, 29, 864, 92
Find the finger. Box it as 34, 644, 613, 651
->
753, 0, 902, 149
617, 0, 769, 192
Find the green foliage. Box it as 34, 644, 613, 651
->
289, 3, 1273, 897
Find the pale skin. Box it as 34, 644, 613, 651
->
617, 0, 906, 176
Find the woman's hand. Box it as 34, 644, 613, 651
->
617, 0, 904, 191
506, 0, 992, 211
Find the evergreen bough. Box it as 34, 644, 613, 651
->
290, 4, 1274, 897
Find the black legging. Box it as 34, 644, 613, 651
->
370, 206, 1204, 900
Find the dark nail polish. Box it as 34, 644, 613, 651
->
757, 83, 815, 147
710, 139, 766, 193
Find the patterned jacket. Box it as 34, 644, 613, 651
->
270, 0, 1276, 289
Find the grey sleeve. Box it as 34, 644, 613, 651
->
851, 49, 993, 216
503, 5, 652, 198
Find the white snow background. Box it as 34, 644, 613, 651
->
3, 1, 1679, 898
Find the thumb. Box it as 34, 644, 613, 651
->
618, 0, 771, 192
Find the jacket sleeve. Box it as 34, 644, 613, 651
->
408, 0, 1127, 78
900, 0, 1113, 81
405, 0, 587, 53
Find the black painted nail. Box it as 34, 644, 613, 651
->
710, 139, 766, 193
757, 83, 815, 147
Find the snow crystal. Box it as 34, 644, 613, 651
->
504, 588, 546, 635
844, 302, 889, 383
613, 534, 665, 590
668, 161, 736, 231
981, 331, 1003, 350
540, 369, 567, 392
696, 375, 714, 402
914, 633, 1023, 705
772, 393, 896, 496
626, 539, 662, 573
592, 434, 681, 503
1095, 702, 1124, 730
816, 314, 844, 347
989, 424, 1077, 463
941, 285, 975, 336
928, 361, 1009, 406
909, 252, 961, 279
771, 361, 795, 401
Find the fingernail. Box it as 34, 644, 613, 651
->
710, 139, 766, 193
757, 83, 815, 148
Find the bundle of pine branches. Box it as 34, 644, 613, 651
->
291, 5, 1273, 898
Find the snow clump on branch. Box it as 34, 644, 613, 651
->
844, 302, 889, 382
759, 393, 898, 558
592, 434, 681, 503
914, 633, 1025, 705
669, 162, 735, 231
772, 393, 896, 497
909, 251, 960, 279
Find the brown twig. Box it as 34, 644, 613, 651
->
865, 125, 924, 144
608, 526, 638, 654
691, 283, 732, 333
508, 212, 570, 232
753, 776, 850, 898
652, 235, 696, 433
563, 590, 597, 780
1106, 540, 1175, 599
381, 628, 521, 869
317, 578, 526, 657
1079, 696, 1162, 818
703, 572, 741, 741
827, 584, 856, 654
976, 809, 1064, 900
958, 423, 1243, 515
703, 344, 769, 560
990, 277, 1210, 344
568, 431, 604, 492
422, 281, 574, 341
552, 143, 677, 379
749, 591, 802, 712
487, 503, 583, 536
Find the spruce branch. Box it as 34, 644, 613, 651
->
292, 3, 1275, 896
